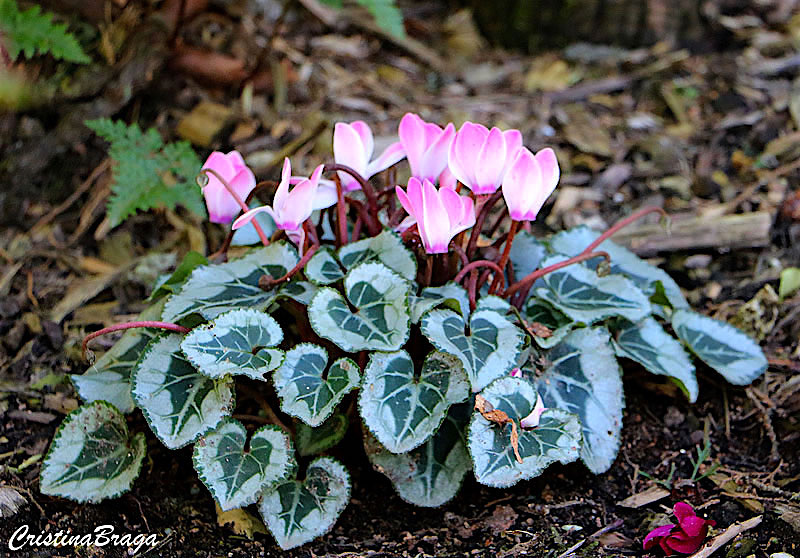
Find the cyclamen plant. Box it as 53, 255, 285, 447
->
43, 113, 768, 550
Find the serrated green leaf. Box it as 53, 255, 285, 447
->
359, 350, 469, 454
671, 309, 767, 385
181, 309, 284, 381
132, 335, 234, 449
533, 255, 651, 324
613, 317, 698, 402
193, 418, 295, 511
149, 251, 208, 302
421, 298, 525, 392
40, 402, 146, 503
70, 301, 165, 413
305, 247, 345, 285
259, 457, 350, 550
308, 261, 411, 352
337, 229, 416, 281
274, 344, 360, 427
523, 299, 573, 349
532, 328, 623, 474
409, 282, 470, 323
355, 0, 405, 38
295, 413, 349, 457
468, 377, 581, 488
548, 226, 688, 310
0, 0, 90, 63
278, 280, 319, 306
162, 243, 298, 322
364, 402, 470, 507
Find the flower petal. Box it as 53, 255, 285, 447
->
334, 123, 368, 190
203, 151, 236, 178
232, 206, 272, 230
673, 502, 695, 524
474, 126, 507, 194
448, 121, 485, 189
398, 113, 428, 178
419, 122, 455, 182
502, 147, 541, 221
226, 150, 249, 172
274, 158, 292, 209
313, 180, 338, 210
229, 167, 257, 201
535, 147, 560, 192
366, 141, 406, 177
350, 121, 374, 161
420, 178, 450, 253
643, 524, 676, 549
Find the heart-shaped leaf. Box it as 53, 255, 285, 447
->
468, 377, 581, 488
613, 317, 698, 402
149, 251, 209, 302
523, 299, 573, 349
132, 335, 235, 449
273, 344, 360, 427
181, 309, 284, 381
364, 402, 470, 507
532, 328, 623, 474
671, 309, 767, 385
162, 242, 298, 322
359, 350, 469, 453
295, 413, 349, 457
533, 255, 651, 324
337, 229, 416, 281
421, 298, 525, 392
305, 247, 345, 285
548, 226, 688, 310
71, 301, 164, 413
409, 282, 470, 323
193, 418, 295, 511
509, 230, 548, 280
259, 456, 350, 550
40, 401, 146, 503
308, 262, 411, 352
278, 280, 319, 306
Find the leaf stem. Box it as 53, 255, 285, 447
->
82, 321, 191, 360
503, 251, 610, 298
580, 206, 668, 255
200, 168, 270, 247
333, 174, 348, 247
489, 220, 519, 295
454, 260, 506, 288
466, 190, 504, 259
325, 163, 380, 235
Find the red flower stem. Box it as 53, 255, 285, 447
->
489, 220, 519, 294
466, 190, 504, 259
401, 223, 418, 242
352, 215, 363, 242
325, 164, 380, 235
201, 168, 270, 247
333, 174, 348, 247
260, 242, 319, 289
83, 321, 191, 359
423, 257, 433, 287
581, 206, 668, 255
453, 260, 506, 289
503, 250, 610, 298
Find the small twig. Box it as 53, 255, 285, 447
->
688, 516, 762, 558
82, 321, 191, 359
746, 387, 780, 462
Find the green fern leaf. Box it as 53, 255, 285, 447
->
0, 0, 90, 63
355, 0, 405, 38
86, 119, 207, 228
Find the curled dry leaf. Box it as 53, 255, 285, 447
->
474, 395, 522, 464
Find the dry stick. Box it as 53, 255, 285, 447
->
201, 168, 270, 247
746, 387, 781, 463
688, 516, 762, 558
489, 220, 519, 294
83, 321, 191, 359
466, 190, 505, 259
580, 206, 668, 255
325, 164, 380, 235
503, 251, 611, 298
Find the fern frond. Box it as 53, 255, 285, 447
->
0, 0, 90, 63
355, 0, 405, 38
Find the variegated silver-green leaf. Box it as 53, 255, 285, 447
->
672, 309, 767, 385
295, 413, 349, 457
305, 247, 345, 285
523, 299, 574, 349
613, 317, 698, 402
359, 350, 469, 454
181, 309, 284, 381
71, 301, 165, 413
549, 226, 688, 309
40, 401, 146, 503
532, 328, 623, 474
337, 229, 416, 281
193, 418, 295, 511
364, 403, 470, 507
273, 344, 360, 427
259, 457, 350, 550
132, 335, 235, 449
278, 280, 319, 306
308, 262, 411, 352
468, 377, 581, 488
410, 282, 470, 323
162, 243, 298, 322
509, 230, 548, 280
421, 299, 525, 392
534, 255, 651, 324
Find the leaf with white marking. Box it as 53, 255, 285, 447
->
671, 309, 767, 385
132, 335, 234, 449
359, 350, 469, 454
613, 317, 698, 402
279, 280, 318, 306
305, 248, 345, 285
468, 377, 581, 488
509, 230, 548, 280
308, 262, 411, 352
273, 344, 360, 427
259, 457, 350, 550
181, 309, 284, 381
295, 413, 349, 457
523, 299, 573, 349
40, 401, 146, 503
337, 229, 416, 281
364, 403, 470, 507
409, 282, 470, 323
162, 243, 298, 322
193, 419, 295, 511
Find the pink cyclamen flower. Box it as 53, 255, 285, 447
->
398, 113, 456, 183
233, 158, 323, 251
643, 502, 715, 555
501, 147, 560, 221
448, 122, 522, 194
333, 121, 405, 191
395, 177, 475, 254
201, 150, 256, 224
